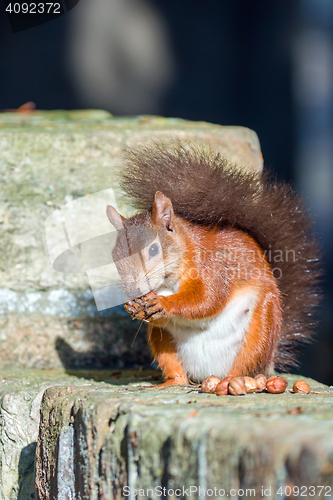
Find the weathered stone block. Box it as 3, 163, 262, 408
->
35, 374, 333, 500
0, 368, 158, 500
0, 369, 101, 500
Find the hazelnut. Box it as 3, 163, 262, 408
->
266, 375, 288, 394
243, 376, 257, 393
293, 380, 311, 394
254, 374, 267, 392
228, 377, 246, 395
201, 375, 221, 393
215, 377, 231, 396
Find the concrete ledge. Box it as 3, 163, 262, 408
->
0, 369, 156, 499
1, 370, 333, 499
33, 373, 333, 500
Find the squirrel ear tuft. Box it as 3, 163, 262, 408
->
152, 191, 174, 231
106, 205, 126, 231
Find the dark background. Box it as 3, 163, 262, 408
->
1, 0, 332, 383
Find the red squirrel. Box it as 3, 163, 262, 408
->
106, 143, 321, 386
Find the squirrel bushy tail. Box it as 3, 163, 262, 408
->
120, 142, 321, 371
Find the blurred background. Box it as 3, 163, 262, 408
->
0, 0, 332, 384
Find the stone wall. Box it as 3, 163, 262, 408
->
35, 373, 333, 500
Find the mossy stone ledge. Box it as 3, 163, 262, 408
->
34, 373, 333, 500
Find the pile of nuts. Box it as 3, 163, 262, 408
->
200, 374, 311, 396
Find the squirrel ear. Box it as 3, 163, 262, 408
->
106, 205, 126, 231
152, 191, 174, 231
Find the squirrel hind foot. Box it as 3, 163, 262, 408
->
147, 375, 189, 388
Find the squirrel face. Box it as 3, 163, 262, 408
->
106, 191, 185, 300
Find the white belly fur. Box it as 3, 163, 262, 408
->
160, 287, 259, 382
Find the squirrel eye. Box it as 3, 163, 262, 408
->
148, 243, 159, 258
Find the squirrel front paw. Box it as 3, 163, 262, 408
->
125, 292, 166, 321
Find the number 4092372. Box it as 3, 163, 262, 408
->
5, 3, 61, 14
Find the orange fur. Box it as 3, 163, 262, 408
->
142, 220, 283, 380
228, 287, 282, 377
119, 144, 321, 374
147, 326, 188, 386
118, 209, 284, 382
109, 146, 320, 382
